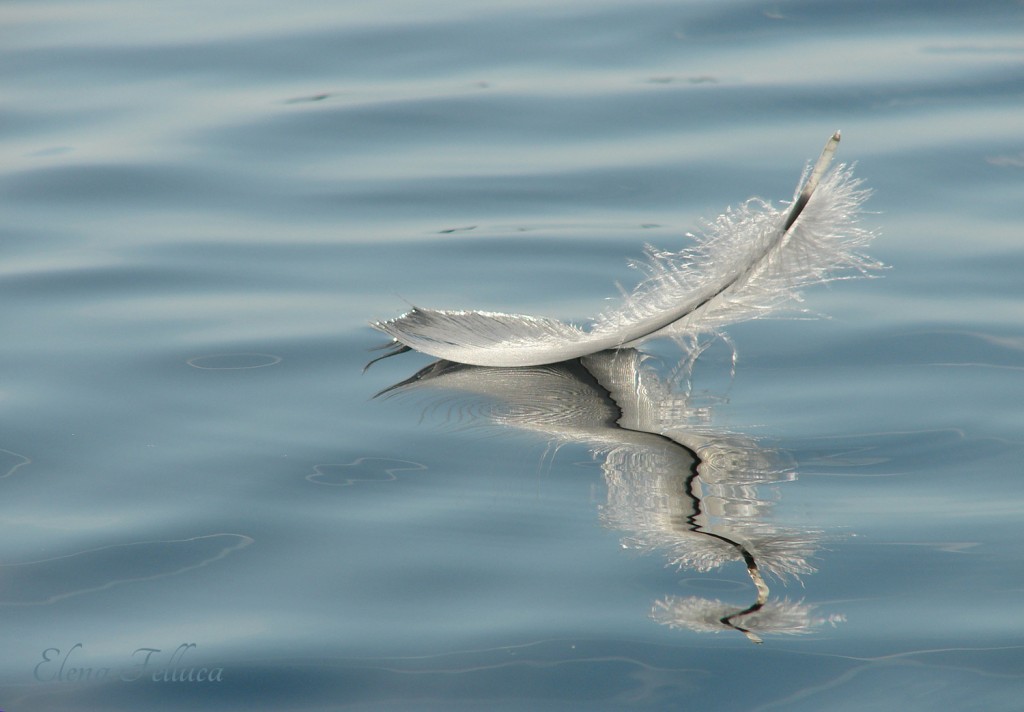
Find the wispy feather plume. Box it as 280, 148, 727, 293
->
372, 132, 879, 367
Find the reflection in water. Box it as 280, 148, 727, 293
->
381, 349, 843, 643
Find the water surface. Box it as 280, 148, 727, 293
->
2, 1, 1023, 709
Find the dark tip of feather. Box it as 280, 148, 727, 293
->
369, 338, 400, 351
363, 342, 412, 372
783, 131, 841, 232
783, 194, 811, 232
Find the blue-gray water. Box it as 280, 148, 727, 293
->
2, 1, 1023, 710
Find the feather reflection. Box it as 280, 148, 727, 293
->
380, 349, 842, 643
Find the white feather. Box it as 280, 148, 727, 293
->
371, 132, 879, 367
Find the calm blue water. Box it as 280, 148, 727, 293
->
2, 1, 1024, 709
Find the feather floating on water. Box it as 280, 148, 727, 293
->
371, 132, 879, 367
